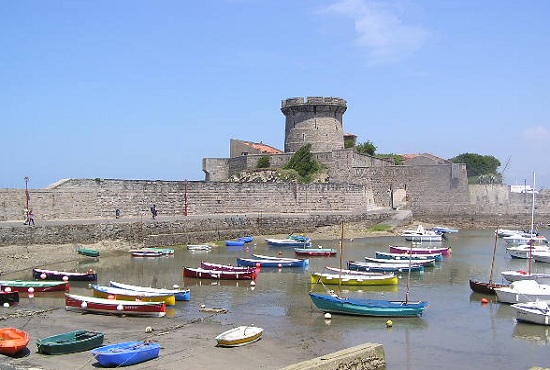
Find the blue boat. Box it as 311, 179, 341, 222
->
309, 292, 428, 317
226, 240, 246, 247
91, 341, 160, 367
236, 257, 309, 268
238, 236, 254, 243
347, 260, 424, 273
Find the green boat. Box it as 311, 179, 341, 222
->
77, 248, 100, 257
36, 330, 105, 355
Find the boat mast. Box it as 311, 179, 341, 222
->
488, 229, 498, 285
405, 242, 413, 303
338, 221, 344, 291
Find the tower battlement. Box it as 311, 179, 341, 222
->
281, 96, 347, 153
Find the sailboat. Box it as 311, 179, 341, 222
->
308, 223, 429, 317
469, 229, 509, 294
501, 172, 550, 282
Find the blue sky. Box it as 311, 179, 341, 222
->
1, 0, 549, 190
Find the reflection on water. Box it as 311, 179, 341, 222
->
4, 228, 550, 370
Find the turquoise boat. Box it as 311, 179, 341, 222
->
77, 248, 100, 257
37, 330, 104, 355
309, 292, 429, 317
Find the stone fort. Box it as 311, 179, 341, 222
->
1, 96, 549, 246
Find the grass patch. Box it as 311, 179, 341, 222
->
369, 224, 392, 232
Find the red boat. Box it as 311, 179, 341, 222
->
0, 291, 19, 306
200, 261, 257, 273
184, 266, 257, 280
65, 294, 166, 317
0, 328, 30, 356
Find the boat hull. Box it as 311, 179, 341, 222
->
32, 268, 97, 281
184, 266, 257, 280
109, 281, 190, 301
310, 273, 398, 286
37, 330, 105, 355
513, 302, 550, 325
200, 261, 256, 273
294, 248, 336, 256
375, 251, 443, 262
77, 248, 100, 257
0, 328, 30, 356
0, 291, 19, 305
92, 341, 160, 367
309, 292, 428, 317
469, 279, 508, 295
347, 260, 424, 273
215, 326, 264, 347
389, 245, 451, 256
0, 280, 70, 292
236, 257, 309, 268
65, 294, 166, 317
92, 285, 176, 306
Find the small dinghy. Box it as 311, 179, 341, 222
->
37, 330, 105, 355
0, 327, 30, 356
215, 326, 264, 347
91, 340, 160, 367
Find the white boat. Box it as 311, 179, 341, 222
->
495, 280, 550, 304
512, 301, 550, 325
364, 256, 436, 267
215, 326, 263, 347
503, 234, 548, 246
187, 244, 212, 251
507, 244, 550, 259
400, 225, 442, 242
496, 228, 526, 238
533, 251, 550, 263
109, 281, 190, 301
501, 270, 550, 283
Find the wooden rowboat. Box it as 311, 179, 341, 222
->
294, 247, 337, 256
65, 293, 166, 317
91, 341, 161, 367
109, 281, 191, 301
0, 327, 30, 356
92, 285, 176, 306
310, 272, 398, 286
236, 257, 309, 268
36, 330, 105, 355
200, 261, 256, 273
184, 266, 257, 280
0, 280, 70, 293
77, 247, 100, 257
32, 268, 97, 281
215, 326, 264, 347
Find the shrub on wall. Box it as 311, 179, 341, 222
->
256, 155, 271, 169
283, 144, 321, 183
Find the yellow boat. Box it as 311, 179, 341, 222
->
310, 272, 398, 286
92, 285, 176, 306
215, 326, 263, 347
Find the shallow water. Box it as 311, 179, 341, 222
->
9, 227, 550, 370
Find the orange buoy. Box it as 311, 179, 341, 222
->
481, 298, 489, 304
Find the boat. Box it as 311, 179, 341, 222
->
92, 285, 176, 306
130, 249, 164, 257
503, 234, 548, 246
32, 268, 97, 281
109, 281, 191, 301
389, 245, 451, 256
494, 280, 550, 304
200, 261, 256, 273
0, 291, 19, 306
347, 260, 424, 273
430, 226, 459, 234
309, 222, 429, 318
501, 270, 550, 282
364, 256, 435, 267
507, 243, 550, 259
238, 236, 254, 243
236, 256, 309, 268
141, 247, 175, 255
0, 328, 30, 356
375, 250, 443, 262
0, 280, 70, 292
512, 301, 550, 326
215, 326, 264, 347
36, 330, 105, 355
309, 291, 429, 317
532, 251, 550, 263
226, 240, 246, 247
251, 253, 299, 260
265, 237, 312, 247
187, 244, 212, 251
65, 293, 167, 317
184, 266, 257, 280
91, 341, 161, 367
496, 228, 528, 238
294, 246, 337, 256
77, 247, 100, 257
400, 225, 443, 242
470, 230, 509, 295
310, 271, 398, 286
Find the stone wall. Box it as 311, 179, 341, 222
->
0, 179, 376, 222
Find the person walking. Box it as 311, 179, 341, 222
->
28, 209, 35, 225
150, 205, 158, 220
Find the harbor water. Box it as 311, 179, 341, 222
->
8, 227, 550, 370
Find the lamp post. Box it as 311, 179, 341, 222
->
24, 176, 30, 210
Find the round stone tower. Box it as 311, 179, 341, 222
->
281, 96, 347, 153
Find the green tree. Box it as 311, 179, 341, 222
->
344, 136, 357, 148
283, 144, 321, 182
256, 155, 270, 169
355, 141, 377, 156
450, 153, 502, 183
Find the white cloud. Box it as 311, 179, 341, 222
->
522, 125, 550, 141
322, 0, 429, 64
